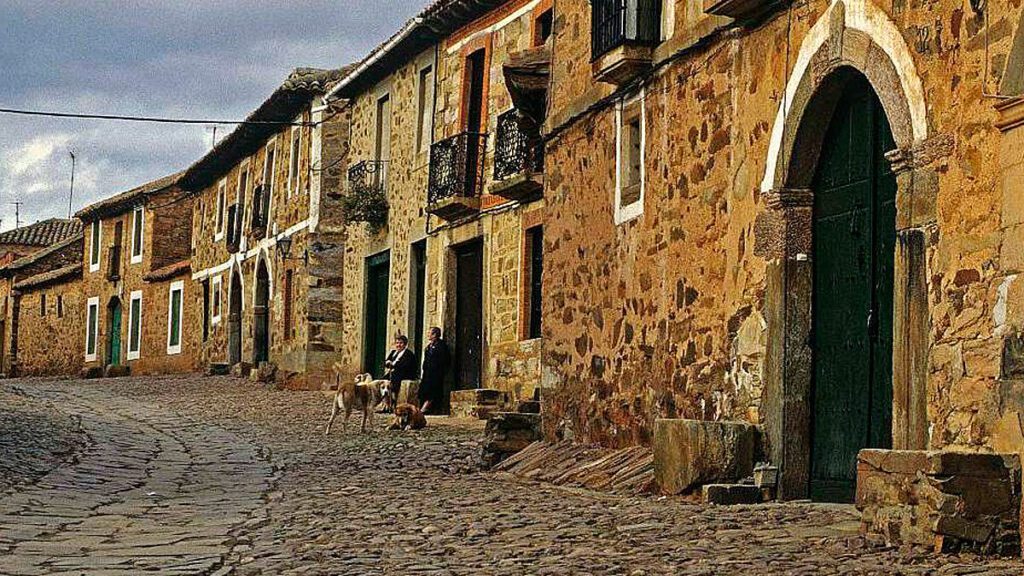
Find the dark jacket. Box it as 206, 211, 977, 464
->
385, 348, 419, 388
421, 339, 450, 387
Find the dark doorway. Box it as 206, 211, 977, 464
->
463, 49, 487, 196
810, 73, 896, 502
364, 251, 391, 378
410, 240, 427, 359
454, 240, 484, 390
107, 298, 123, 367
229, 272, 243, 365
253, 262, 270, 365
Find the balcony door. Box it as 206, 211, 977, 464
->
463, 49, 487, 197
375, 94, 391, 188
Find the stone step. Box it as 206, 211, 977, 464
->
702, 483, 763, 505
206, 363, 231, 376
516, 400, 542, 414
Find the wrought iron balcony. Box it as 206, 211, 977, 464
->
491, 110, 544, 202
427, 132, 487, 221
106, 245, 121, 281
343, 160, 390, 229
225, 204, 240, 254
704, 0, 785, 23
591, 0, 661, 84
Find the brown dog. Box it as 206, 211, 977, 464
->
324, 366, 389, 434
388, 403, 427, 431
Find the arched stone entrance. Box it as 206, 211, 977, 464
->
755, 0, 936, 501
253, 259, 271, 365
228, 269, 243, 366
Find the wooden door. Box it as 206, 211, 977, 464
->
454, 240, 484, 390
228, 273, 242, 365
364, 252, 391, 378
411, 240, 427, 360
253, 263, 270, 365
810, 75, 896, 502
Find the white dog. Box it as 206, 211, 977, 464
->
324, 367, 391, 434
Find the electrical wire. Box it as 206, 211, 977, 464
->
0, 106, 314, 127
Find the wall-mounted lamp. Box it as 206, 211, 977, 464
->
275, 235, 308, 265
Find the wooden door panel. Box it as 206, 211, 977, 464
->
455, 241, 483, 390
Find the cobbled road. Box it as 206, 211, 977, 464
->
0, 376, 1020, 575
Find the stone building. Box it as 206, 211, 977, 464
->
180, 67, 351, 390
327, 0, 552, 406
537, 0, 1024, 501
0, 220, 84, 376
76, 173, 197, 376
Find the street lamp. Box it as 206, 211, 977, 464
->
275, 235, 307, 265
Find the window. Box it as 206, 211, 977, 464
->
523, 226, 544, 340
237, 164, 249, 231
86, 297, 99, 361
128, 290, 142, 360
215, 180, 227, 240
375, 94, 392, 163
202, 279, 210, 342
211, 275, 222, 325
57, 295, 63, 318
288, 126, 301, 197
615, 93, 645, 224
257, 143, 276, 229
283, 269, 293, 341
534, 8, 554, 45
39, 293, 46, 317
89, 220, 101, 272
416, 66, 434, 154
167, 281, 184, 355
130, 206, 144, 264
660, 0, 674, 41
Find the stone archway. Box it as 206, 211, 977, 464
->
253, 258, 271, 365
755, 0, 937, 500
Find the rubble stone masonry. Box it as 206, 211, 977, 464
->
540, 0, 1024, 465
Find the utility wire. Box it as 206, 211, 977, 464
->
0, 107, 313, 127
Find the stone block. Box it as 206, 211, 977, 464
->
653, 419, 760, 495
517, 400, 542, 414
450, 388, 508, 419
231, 362, 253, 378
207, 363, 231, 376
104, 365, 130, 378
856, 449, 1021, 556
702, 483, 762, 505
397, 380, 420, 405
481, 412, 542, 468
80, 366, 104, 379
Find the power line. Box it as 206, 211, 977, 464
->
0, 107, 312, 127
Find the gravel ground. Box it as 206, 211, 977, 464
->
0, 374, 1020, 575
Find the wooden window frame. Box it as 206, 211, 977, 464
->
166, 281, 184, 355
89, 220, 102, 273
85, 297, 99, 361
215, 179, 227, 241
615, 90, 646, 225
130, 206, 144, 264
287, 124, 301, 198
211, 275, 222, 325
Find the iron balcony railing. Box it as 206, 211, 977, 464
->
494, 109, 544, 181
591, 0, 662, 61
428, 131, 488, 205
106, 245, 121, 281
348, 160, 388, 195
225, 204, 240, 254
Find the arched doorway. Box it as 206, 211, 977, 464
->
253, 260, 270, 365
107, 297, 123, 367
808, 71, 895, 501
228, 271, 243, 365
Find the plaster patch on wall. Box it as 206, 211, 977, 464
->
994, 274, 1017, 334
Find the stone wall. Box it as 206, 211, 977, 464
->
15, 278, 85, 377
541, 0, 1024, 457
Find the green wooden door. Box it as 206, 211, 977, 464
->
108, 301, 122, 367
810, 75, 895, 502
364, 252, 391, 378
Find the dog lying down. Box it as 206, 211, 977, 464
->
388, 403, 427, 431
324, 369, 390, 434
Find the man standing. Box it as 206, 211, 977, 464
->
384, 334, 418, 411
419, 327, 450, 415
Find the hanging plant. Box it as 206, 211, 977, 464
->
341, 186, 389, 232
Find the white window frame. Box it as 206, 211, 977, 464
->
127, 290, 143, 360
214, 179, 227, 241
261, 140, 278, 230
130, 206, 144, 264
89, 221, 102, 273
287, 124, 301, 198
211, 275, 223, 325
615, 90, 646, 225
167, 280, 184, 355
85, 297, 100, 361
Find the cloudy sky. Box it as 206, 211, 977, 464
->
0, 0, 426, 231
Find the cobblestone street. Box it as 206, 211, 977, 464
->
0, 375, 1019, 575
